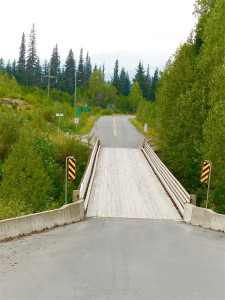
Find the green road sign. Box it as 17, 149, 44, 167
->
84, 104, 89, 112
76, 108, 82, 115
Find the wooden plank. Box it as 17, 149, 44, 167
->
87, 147, 181, 220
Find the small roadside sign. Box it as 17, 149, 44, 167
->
201, 160, 212, 209
144, 123, 148, 133
84, 104, 89, 112
76, 108, 82, 115
201, 161, 211, 183
68, 158, 76, 180
56, 113, 64, 117
74, 118, 79, 124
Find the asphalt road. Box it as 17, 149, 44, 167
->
94, 116, 144, 148
0, 218, 224, 300
0, 116, 224, 300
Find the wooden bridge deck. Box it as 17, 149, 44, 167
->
86, 147, 181, 220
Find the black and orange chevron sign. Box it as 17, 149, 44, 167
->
201, 161, 211, 183
68, 158, 76, 180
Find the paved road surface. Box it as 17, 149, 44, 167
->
1, 116, 224, 300
94, 116, 144, 148
0, 218, 224, 300
87, 147, 181, 220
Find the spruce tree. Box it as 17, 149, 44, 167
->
77, 48, 85, 87
124, 72, 131, 96
12, 60, 16, 78
26, 23, 38, 86
34, 57, 42, 87
150, 68, 159, 101
84, 52, 92, 88
133, 61, 147, 98
0, 58, 5, 72
50, 44, 61, 89
5, 61, 12, 77
63, 49, 75, 94
41, 60, 49, 89
118, 67, 126, 95
145, 65, 152, 100
16, 32, 26, 84
111, 59, 120, 91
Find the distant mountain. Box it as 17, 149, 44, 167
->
90, 51, 171, 81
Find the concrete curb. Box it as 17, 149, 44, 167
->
0, 200, 84, 241
184, 204, 225, 232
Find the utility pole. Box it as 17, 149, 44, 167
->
74, 67, 77, 108
42, 63, 57, 98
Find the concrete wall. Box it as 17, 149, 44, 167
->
0, 200, 84, 241
184, 204, 225, 232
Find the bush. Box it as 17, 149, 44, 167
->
0, 130, 54, 219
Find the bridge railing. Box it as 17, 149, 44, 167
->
78, 138, 101, 211
142, 141, 190, 216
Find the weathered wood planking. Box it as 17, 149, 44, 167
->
86, 148, 181, 220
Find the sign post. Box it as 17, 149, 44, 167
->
74, 118, 79, 133
200, 160, 212, 209
65, 156, 76, 205
144, 123, 148, 136
56, 113, 64, 141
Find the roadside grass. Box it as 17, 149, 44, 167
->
129, 117, 156, 139
77, 113, 102, 135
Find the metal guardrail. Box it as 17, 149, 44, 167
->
79, 139, 101, 211
142, 141, 190, 216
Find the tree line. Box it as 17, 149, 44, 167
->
136, 0, 225, 213
0, 23, 159, 110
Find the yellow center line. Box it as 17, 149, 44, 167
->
113, 117, 117, 136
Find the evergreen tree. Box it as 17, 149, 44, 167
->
145, 65, 151, 100
84, 52, 92, 88
16, 32, 26, 84
77, 48, 85, 87
93, 64, 98, 71
50, 44, 61, 89
111, 59, 120, 90
12, 60, 16, 78
63, 49, 75, 94
133, 61, 147, 98
124, 72, 131, 96
118, 68, 126, 95
150, 68, 159, 101
0, 58, 5, 72
41, 60, 49, 89
34, 57, 42, 87
26, 23, 38, 86
5, 61, 12, 77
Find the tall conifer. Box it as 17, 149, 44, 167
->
63, 49, 75, 94
111, 59, 120, 90
50, 44, 61, 89
17, 33, 26, 84
84, 52, 92, 88
77, 48, 85, 87
26, 24, 38, 86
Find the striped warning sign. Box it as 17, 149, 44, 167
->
68, 158, 76, 180
201, 161, 211, 183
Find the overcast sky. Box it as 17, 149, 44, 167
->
1, 0, 197, 63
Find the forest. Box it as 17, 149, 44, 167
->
137, 0, 225, 213
0, 0, 224, 219
0, 23, 159, 113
